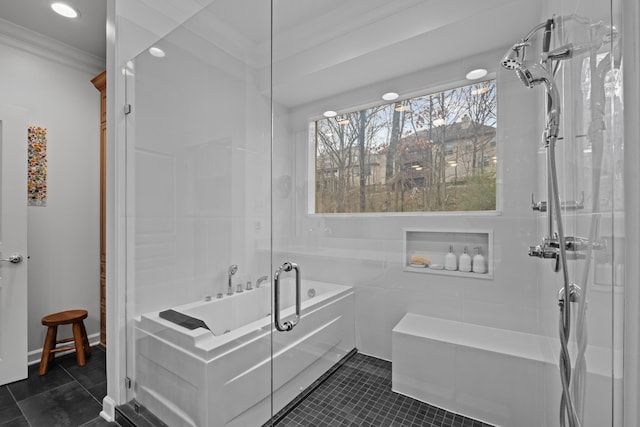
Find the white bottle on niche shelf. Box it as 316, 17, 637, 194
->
472, 247, 486, 274
459, 246, 472, 272
445, 245, 457, 271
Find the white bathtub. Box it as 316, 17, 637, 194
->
135, 279, 355, 427
392, 313, 622, 427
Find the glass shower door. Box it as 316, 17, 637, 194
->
269, 1, 624, 427
124, 1, 275, 425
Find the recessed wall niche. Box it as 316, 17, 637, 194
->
403, 228, 493, 279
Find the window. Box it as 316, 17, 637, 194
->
313, 79, 497, 213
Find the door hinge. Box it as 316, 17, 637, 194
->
125, 376, 132, 389
124, 104, 132, 115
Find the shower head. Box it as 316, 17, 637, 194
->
499, 17, 565, 141
514, 60, 554, 88
228, 264, 238, 276
500, 42, 529, 70
513, 61, 561, 138
501, 18, 555, 71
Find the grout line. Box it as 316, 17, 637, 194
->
6, 384, 34, 427
6, 346, 109, 427
269, 348, 359, 426
58, 363, 104, 406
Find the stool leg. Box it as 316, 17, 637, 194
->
72, 322, 87, 367
39, 326, 57, 376
79, 320, 91, 356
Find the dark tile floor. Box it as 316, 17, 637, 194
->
115, 403, 167, 427
1, 345, 117, 427
274, 353, 495, 427
7, 347, 493, 427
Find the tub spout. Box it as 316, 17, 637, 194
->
256, 275, 269, 288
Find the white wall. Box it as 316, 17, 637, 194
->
0, 30, 102, 357
128, 23, 271, 315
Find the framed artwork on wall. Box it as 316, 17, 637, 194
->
27, 125, 47, 206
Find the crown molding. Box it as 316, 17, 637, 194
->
0, 17, 105, 75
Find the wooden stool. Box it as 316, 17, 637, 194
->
39, 309, 91, 376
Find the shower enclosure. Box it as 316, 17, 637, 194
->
117, 0, 624, 425
500, 13, 622, 427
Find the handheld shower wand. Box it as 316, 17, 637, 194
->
514, 61, 560, 141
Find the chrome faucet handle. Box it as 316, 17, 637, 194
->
245, 281, 252, 291
236, 283, 244, 293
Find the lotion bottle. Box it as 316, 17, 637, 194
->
445, 245, 457, 271
472, 247, 486, 273
459, 246, 472, 272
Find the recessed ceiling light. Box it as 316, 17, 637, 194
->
323, 110, 337, 118
466, 68, 488, 80
149, 47, 166, 58
382, 92, 399, 101
51, 3, 79, 19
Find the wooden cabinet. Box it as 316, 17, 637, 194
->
91, 71, 106, 346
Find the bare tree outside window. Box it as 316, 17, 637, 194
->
314, 79, 497, 213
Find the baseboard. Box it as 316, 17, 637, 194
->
27, 332, 101, 366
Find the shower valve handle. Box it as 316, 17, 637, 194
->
529, 245, 557, 259
532, 193, 585, 212
531, 194, 548, 212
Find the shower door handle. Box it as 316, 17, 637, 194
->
274, 261, 301, 332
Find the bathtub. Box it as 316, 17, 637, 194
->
134, 279, 355, 427
392, 313, 622, 427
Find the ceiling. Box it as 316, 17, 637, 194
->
0, 0, 107, 59
0, 0, 542, 108
169, 0, 542, 108
0, 0, 541, 70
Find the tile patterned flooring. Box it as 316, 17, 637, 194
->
274, 353, 494, 427
2, 347, 493, 427
1, 345, 116, 427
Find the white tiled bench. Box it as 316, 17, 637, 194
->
391, 313, 617, 427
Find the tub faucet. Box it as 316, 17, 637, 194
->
228, 264, 238, 295
256, 275, 269, 288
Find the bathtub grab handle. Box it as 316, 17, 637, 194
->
274, 261, 301, 332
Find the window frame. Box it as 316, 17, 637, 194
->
306, 74, 501, 217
